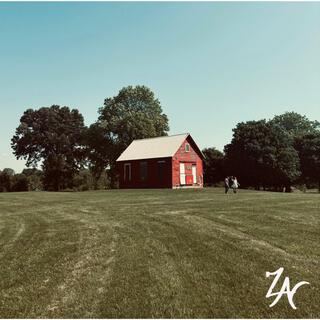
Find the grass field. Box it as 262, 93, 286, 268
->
0, 188, 319, 318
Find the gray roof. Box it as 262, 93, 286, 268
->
116, 133, 190, 162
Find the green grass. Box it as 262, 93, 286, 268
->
0, 188, 319, 318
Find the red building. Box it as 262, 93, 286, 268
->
116, 133, 204, 189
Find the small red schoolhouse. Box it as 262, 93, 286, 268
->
116, 133, 204, 189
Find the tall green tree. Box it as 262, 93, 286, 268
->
22, 168, 43, 191
295, 132, 320, 191
11, 174, 29, 192
224, 120, 300, 191
271, 112, 319, 189
271, 112, 319, 138
2, 168, 15, 176
0, 168, 15, 192
90, 85, 169, 187
202, 148, 225, 185
84, 123, 113, 189
12, 105, 86, 191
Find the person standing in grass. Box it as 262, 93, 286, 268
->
224, 176, 230, 194
232, 176, 240, 193
229, 176, 234, 192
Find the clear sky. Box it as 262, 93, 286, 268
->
0, 2, 319, 172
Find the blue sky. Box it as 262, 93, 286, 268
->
0, 2, 319, 172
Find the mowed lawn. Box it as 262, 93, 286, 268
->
0, 188, 319, 318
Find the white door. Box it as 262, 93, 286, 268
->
180, 163, 186, 185
192, 165, 197, 184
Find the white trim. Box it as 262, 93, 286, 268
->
180, 163, 186, 185
192, 164, 197, 184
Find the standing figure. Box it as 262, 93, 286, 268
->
224, 176, 230, 194
232, 176, 240, 193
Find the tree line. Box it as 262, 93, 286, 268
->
203, 112, 320, 192
6, 85, 169, 192
1, 85, 319, 192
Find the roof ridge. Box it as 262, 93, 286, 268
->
133, 133, 189, 142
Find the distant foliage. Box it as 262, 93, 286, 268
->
8, 88, 320, 193
72, 169, 110, 191
84, 123, 113, 189
11, 105, 87, 191
99, 85, 169, 150
87, 85, 169, 187
22, 168, 43, 191
295, 132, 320, 191
10, 87, 170, 191
271, 111, 319, 137
224, 120, 300, 191
11, 174, 29, 192
0, 168, 29, 192
202, 148, 225, 185
0, 168, 15, 192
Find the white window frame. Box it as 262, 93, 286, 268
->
192, 164, 197, 184
180, 162, 186, 185
185, 143, 190, 152
124, 163, 131, 181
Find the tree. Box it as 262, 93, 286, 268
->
202, 148, 225, 185
224, 120, 300, 191
295, 132, 320, 191
0, 168, 15, 192
11, 174, 29, 192
72, 168, 110, 191
22, 168, 43, 191
72, 169, 94, 191
271, 112, 319, 138
12, 105, 86, 191
90, 85, 169, 187
2, 168, 15, 176
271, 112, 319, 189
84, 123, 113, 189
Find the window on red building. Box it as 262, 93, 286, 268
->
140, 161, 148, 181
124, 163, 131, 181
157, 160, 165, 182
